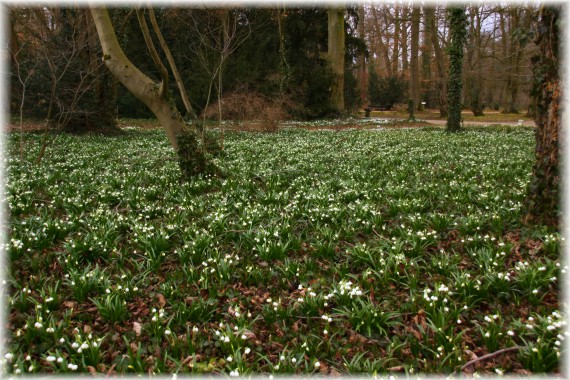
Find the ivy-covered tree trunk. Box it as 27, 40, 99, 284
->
446, 6, 467, 132
525, 6, 561, 227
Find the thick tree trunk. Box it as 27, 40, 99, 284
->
89, 7, 185, 150
446, 6, 467, 132
421, 6, 433, 108
400, 6, 409, 76
466, 6, 484, 116
525, 6, 561, 227
409, 5, 421, 110
429, 7, 447, 118
328, 6, 345, 113
357, 4, 366, 105
392, 5, 400, 75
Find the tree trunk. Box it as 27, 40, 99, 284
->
89, 6, 186, 150
466, 6, 484, 116
392, 5, 400, 75
421, 6, 434, 109
400, 5, 409, 76
525, 6, 561, 227
446, 6, 467, 132
429, 7, 447, 117
328, 6, 345, 113
357, 4, 367, 105
409, 5, 421, 110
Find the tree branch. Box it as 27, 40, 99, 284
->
136, 8, 169, 99
460, 346, 521, 372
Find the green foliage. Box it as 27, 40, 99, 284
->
367, 70, 407, 110
175, 130, 219, 180
4, 125, 561, 376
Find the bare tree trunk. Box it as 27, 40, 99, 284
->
90, 6, 186, 150
421, 6, 434, 108
357, 4, 366, 105
409, 5, 421, 110
328, 6, 345, 113
525, 6, 561, 227
400, 5, 409, 77
392, 5, 400, 75
428, 7, 447, 117
147, 7, 196, 119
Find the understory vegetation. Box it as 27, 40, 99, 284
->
2, 123, 563, 376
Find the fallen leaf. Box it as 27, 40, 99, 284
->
87, 365, 97, 374
63, 301, 77, 309
387, 366, 404, 372
133, 321, 142, 336
83, 325, 92, 334
157, 293, 167, 308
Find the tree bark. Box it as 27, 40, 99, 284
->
446, 6, 467, 132
328, 6, 345, 113
409, 5, 421, 110
147, 7, 196, 118
525, 6, 561, 227
357, 4, 366, 104
89, 6, 186, 150
391, 5, 400, 75
400, 5, 409, 76
429, 7, 448, 117
421, 6, 434, 108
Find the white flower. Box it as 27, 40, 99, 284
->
68, 363, 78, 371
34, 322, 43, 329
226, 356, 233, 362
192, 326, 199, 333
25, 355, 31, 361
292, 358, 297, 364
314, 361, 321, 369
46, 356, 56, 362
507, 331, 515, 336
57, 357, 64, 363
165, 329, 172, 335
244, 347, 251, 355
4, 353, 13, 361
230, 369, 239, 377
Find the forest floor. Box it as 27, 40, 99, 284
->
3, 122, 562, 376
6, 108, 536, 132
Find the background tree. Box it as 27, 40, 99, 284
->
328, 6, 346, 113
446, 6, 467, 132
409, 5, 421, 111
524, 6, 561, 227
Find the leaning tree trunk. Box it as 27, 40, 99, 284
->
446, 6, 467, 132
524, 6, 561, 227
328, 6, 345, 113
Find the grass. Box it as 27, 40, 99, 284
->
1, 120, 563, 376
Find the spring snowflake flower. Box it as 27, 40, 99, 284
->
314, 361, 321, 369
4, 353, 13, 361
244, 347, 251, 355
46, 356, 56, 362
